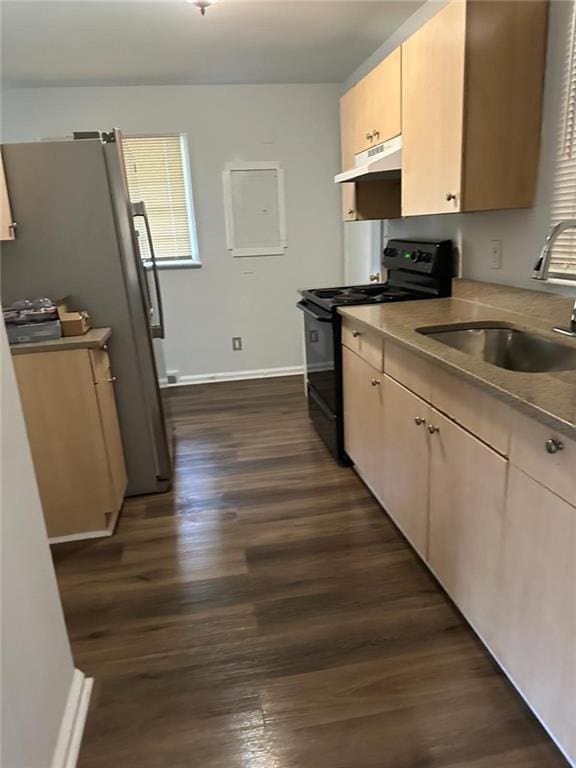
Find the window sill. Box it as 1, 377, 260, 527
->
144, 260, 203, 271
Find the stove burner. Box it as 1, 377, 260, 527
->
310, 284, 413, 306
315, 288, 372, 301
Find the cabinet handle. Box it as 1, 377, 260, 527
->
366, 132, 374, 142
427, 424, 440, 434
414, 416, 426, 426
369, 272, 381, 283
8, 222, 17, 236
371, 378, 381, 387
347, 209, 354, 216
545, 438, 564, 454
352, 330, 362, 338
446, 193, 457, 202
372, 130, 380, 140
106, 376, 117, 383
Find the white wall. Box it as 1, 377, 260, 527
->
0, 324, 76, 767
346, 0, 573, 296
1, 84, 343, 380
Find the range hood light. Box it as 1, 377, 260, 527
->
335, 135, 402, 183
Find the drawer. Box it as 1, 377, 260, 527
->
385, 341, 511, 454
384, 341, 434, 402
510, 411, 576, 507
430, 365, 512, 456
341, 318, 384, 371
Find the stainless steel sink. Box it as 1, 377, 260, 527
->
417, 322, 576, 373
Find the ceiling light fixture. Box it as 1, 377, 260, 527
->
188, 0, 218, 16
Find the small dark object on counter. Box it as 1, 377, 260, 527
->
3, 298, 62, 344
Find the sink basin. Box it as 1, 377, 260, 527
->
417, 322, 576, 373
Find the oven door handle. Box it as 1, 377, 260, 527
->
296, 300, 333, 323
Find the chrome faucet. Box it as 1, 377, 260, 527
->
532, 219, 576, 337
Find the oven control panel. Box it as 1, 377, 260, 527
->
382, 239, 453, 276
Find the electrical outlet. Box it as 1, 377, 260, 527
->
490, 239, 502, 270
232, 337, 242, 351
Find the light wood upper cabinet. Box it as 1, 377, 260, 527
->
381, 377, 430, 558
339, 48, 402, 222
340, 87, 358, 221
401, 0, 466, 216
402, 0, 548, 216
0, 149, 15, 241
496, 467, 576, 760
428, 407, 507, 649
354, 48, 402, 153
340, 76, 400, 221
342, 345, 385, 498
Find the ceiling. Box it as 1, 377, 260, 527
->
1, 0, 423, 87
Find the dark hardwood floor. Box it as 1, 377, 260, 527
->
52, 376, 567, 768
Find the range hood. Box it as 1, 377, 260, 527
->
335, 135, 402, 183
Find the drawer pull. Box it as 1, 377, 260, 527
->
371, 378, 381, 387
545, 438, 564, 454
352, 330, 362, 338
427, 424, 440, 435
414, 416, 426, 426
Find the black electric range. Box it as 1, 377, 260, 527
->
297, 239, 453, 462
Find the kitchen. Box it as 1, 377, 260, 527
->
1, 1, 575, 767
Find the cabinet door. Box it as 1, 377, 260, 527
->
381, 376, 431, 558
91, 348, 127, 511
0, 149, 15, 241
13, 350, 113, 537
401, 0, 466, 215
342, 184, 357, 221
342, 346, 384, 498
496, 467, 576, 761
428, 407, 507, 648
340, 86, 358, 220
355, 47, 402, 152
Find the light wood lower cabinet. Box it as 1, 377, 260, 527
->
343, 337, 575, 763
428, 407, 507, 649
13, 344, 127, 539
342, 345, 384, 498
496, 467, 576, 760
381, 377, 430, 558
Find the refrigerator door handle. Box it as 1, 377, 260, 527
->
131, 200, 165, 340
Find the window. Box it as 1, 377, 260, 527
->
122, 134, 200, 267
548, 1, 576, 279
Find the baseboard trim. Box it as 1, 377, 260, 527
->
51, 670, 94, 768
49, 501, 123, 545
159, 365, 305, 388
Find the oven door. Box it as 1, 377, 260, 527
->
297, 300, 337, 413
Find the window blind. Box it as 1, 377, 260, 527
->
123, 135, 197, 263
548, 0, 576, 278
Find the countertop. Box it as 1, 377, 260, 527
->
339, 279, 576, 440
10, 327, 111, 355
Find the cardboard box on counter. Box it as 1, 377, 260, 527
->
56, 299, 92, 337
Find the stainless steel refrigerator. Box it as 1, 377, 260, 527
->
1, 130, 172, 495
